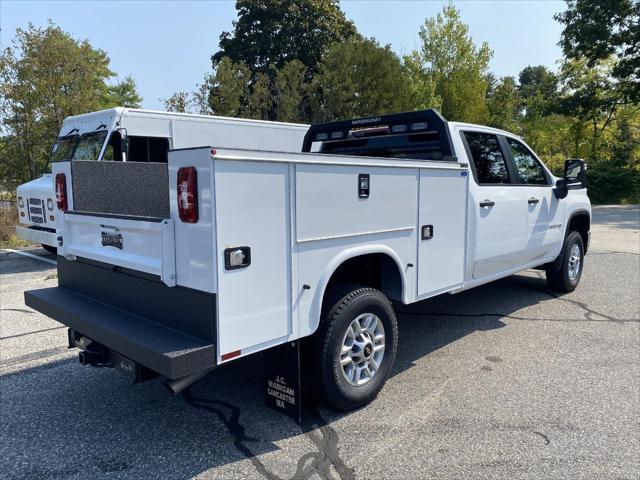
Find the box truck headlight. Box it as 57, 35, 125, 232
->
47, 199, 54, 210
18, 197, 24, 208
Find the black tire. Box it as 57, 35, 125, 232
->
41, 244, 57, 255
545, 231, 584, 292
308, 286, 398, 411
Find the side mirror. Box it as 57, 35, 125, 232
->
554, 159, 586, 199
564, 158, 587, 190
118, 128, 128, 162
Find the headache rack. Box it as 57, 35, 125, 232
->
302, 109, 455, 161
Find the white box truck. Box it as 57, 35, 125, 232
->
25, 110, 591, 411
15, 108, 308, 252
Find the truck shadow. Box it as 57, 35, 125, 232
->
2, 272, 557, 479
0, 248, 56, 275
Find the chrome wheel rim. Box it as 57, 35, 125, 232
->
568, 243, 581, 281
340, 313, 385, 386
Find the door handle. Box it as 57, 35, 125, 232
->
528, 197, 540, 205
479, 200, 495, 208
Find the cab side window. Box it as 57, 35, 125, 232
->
102, 131, 124, 161
463, 132, 510, 184
506, 138, 548, 185
128, 136, 170, 163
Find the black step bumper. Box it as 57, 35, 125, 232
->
25, 257, 216, 379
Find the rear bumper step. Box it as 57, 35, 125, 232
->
25, 286, 216, 379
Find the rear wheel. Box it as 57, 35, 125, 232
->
545, 231, 584, 292
309, 287, 397, 411
41, 244, 57, 255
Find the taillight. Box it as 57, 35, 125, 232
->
177, 167, 198, 223
55, 173, 68, 211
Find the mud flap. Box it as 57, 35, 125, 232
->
264, 340, 302, 424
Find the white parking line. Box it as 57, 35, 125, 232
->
1, 249, 56, 266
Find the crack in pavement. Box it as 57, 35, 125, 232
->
0, 308, 34, 314
589, 250, 640, 256
1, 325, 67, 340
0, 346, 71, 368
532, 431, 550, 445
183, 387, 355, 480
397, 310, 638, 324
512, 278, 633, 324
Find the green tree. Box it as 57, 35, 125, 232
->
103, 75, 142, 108
213, 0, 356, 76
403, 51, 442, 111
163, 76, 214, 115
413, 3, 493, 123
311, 38, 412, 122
275, 60, 307, 122
207, 57, 250, 117
487, 76, 522, 131
0, 22, 133, 186
163, 91, 190, 113
246, 72, 272, 120
555, 0, 639, 101
518, 65, 558, 116
558, 57, 627, 161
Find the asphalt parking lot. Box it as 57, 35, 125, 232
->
1, 205, 638, 480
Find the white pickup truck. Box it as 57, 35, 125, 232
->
25, 109, 590, 411
15, 108, 308, 251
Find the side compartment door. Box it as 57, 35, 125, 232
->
214, 160, 291, 360
461, 131, 527, 279
417, 168, 467, 296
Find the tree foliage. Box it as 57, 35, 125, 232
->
212, 0, 356, 76
311, 38, 412, 122
487, 76, 521, 132
412, 3, 493, 123
275, 60, 308, 122
104, 76, 142, 108
207, 57, 250, 117
0, 22, 140, 187
555, 0, 639, 101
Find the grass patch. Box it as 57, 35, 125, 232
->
0, 208, 35, 249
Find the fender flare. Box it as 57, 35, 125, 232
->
307, 244, 408, 336
552, 208, 591, 269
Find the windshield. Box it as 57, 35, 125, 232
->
50, 129, 109, 163
50, 135, 79, 162
71, 130, 108, 160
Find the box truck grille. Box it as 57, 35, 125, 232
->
27, 198, 45, 224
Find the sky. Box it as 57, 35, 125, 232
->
1, 0, 566, 110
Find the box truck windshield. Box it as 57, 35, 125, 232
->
50, 130, 108, 163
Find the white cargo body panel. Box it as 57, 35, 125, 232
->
417, 169, 468, 296
295, 164, 418, 241
214, 160, 292, 359
168, 148, 217, 294
59, 213, 176, 286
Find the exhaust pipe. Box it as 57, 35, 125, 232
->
164, 369, 213, 395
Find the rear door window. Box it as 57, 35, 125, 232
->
462, 132, 511, 184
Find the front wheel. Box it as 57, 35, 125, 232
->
545, 231, 584, 292
309, 287, 398, 411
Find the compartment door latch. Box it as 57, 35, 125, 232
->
421, 225, 434, 240
224, 246, 251, 270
